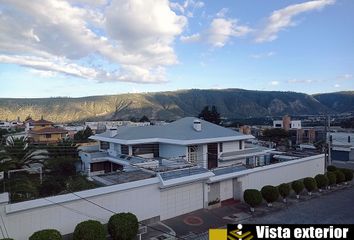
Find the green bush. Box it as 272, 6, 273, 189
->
326, 171, 336, 185
315, 174, 329, 189
291, 180, 304, 195
327, 165, 337, 172
335, 170, 345, 184
108, 213, 139, 240
303, 177, 317, 193
261, 185, 279, 204
29, 229, 62, 240
73, 220, 106, 240
339, 168, 353, 182
278, 183, 291, 199
243, 189, 262, 208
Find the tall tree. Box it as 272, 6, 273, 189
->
198, 105, 221, 125
139, 115, 150, 122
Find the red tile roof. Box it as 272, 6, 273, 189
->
32, 119, 54, 126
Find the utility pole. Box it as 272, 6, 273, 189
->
328, 115, 332, 166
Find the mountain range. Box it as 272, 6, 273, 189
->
0, 89, 353, 123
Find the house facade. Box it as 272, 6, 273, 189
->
27, 118, 68, 144
78, 117, 324, 220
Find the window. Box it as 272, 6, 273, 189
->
121, 144, 129, 155
45, 134, 51, 138
239, 141, 243, 150
219, 143, 223, 153
100, 141, 109, 150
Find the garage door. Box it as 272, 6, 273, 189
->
160, 183, 203, 220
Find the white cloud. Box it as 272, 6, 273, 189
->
256, 0, 335, 43
182, 18, 252, 47
270, 81, 280, 86
287, 78, 325, 84
216, 8, 229, 18
334, 84, 340, 88
251, 51, 275, 59
180, 33, 201, 43
0, 0, 187, 83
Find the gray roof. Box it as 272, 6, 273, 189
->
220, 145, 271, 158
95, 117, 250, 142
159, 167, 210, 181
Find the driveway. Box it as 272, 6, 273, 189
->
161, 185, 354, 238
244, 185, 354, 224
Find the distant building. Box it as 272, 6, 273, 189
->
330, 132, 354, 161
85, 121, 150, 133
273, 115, 301, 130
27, 118, 68, 144
239, 125, 251, 135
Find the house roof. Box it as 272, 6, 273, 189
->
91, 117, 253, 145
29, 127, 67, 134
32, 119, 54, 126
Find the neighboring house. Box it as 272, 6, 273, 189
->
273, 115, 301, 130
27, 118, 68, 144
79, 117, 325, 220
330, 132, 354, 161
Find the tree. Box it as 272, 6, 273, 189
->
74, 127, 93, 142
108, 213, 139, 240
139, 115, 150, 122
83, 126, 93, 139
261, 128, 289, 145
73, 220, 105, 240
261, 185, 279, 206
0, 136, 48, 171
243, 189, 262, 212
198, 105, 221, 125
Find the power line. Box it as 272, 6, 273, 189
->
68, 191, 183, 240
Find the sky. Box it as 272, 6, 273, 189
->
0, 0, 353, 98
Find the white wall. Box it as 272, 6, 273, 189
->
238, 155, 325, 193
220, 179, 233, 201
0, 178, 160, 240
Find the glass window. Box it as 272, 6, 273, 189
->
219, 143, 223, 152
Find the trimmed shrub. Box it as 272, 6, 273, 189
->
291, 180, 304, 198
29, 229, 62, 240
315, 174, 329, 190
278, 183, 291, 200
326, 171, 336, 186
73, 220, 106, 240
327, 165, 337, 172
261, 185, 279, 205
108, 212, 139, 240
335, 170, 345, 184
339, 168, 353, 182
243, 189, 262, 210
303, 177, 317, 195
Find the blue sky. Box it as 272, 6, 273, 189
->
0, 0, 353, 98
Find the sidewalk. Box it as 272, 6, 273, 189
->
144, 182, 353, 239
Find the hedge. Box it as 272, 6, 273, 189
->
243, 189, 262, 208
261, 185, 279, 204
108, 212, 139, 240
0, 238, 14, 240
278, 183, 291, 199
335, 170, 345, 184
327, 165, 337, 172
326, 171, 336, 185
339, 168, 353, 182
29, 229, 62, 240
291, 180, 304, 196
315, 174, 329, 189
73, 220, 106, 240
303, 177, 317, 194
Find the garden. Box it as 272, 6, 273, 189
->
0, 212, 139, 240
243, 165, 353, 212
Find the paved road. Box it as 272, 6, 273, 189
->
244, 186, 354, 224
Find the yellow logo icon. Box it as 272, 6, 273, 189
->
228, 224, 253, 240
